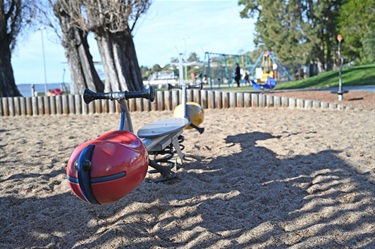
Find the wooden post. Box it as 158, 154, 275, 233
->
251, 93, 259, 107
32, 97, 38, 116
222, 91, 229, 109
62, 95, 69, 114
26, 97, 32, 116
0, 98, 3, 116
36, 96, 44, 115
7, 98, 15, 116
44, 96, 50, 115
136, 98, 143, 112
164, 90, 171, 111
68, 95, 75, 114
313, 100, 320, 109
329, 103, 338, 109
229, 92, 236, 108
107, 99, 114, 114
236, 92, 244, 108
75, 95, 82, 115
2, 98, 10, 116
127, 98, 135, 112
12, 97, 20, 116
274, 96, 281, 108
266, 95, 274, 108
288, 98, 296, 109
187, 89, 193, 102
208, 91, 215, 109
304, 99, 312, 109
56, 96, 63, 115
143, 98, 151, 112
20, 97, 26, 116
321, 102, 329, 109
215, 91, 222, 109
193, 89, 201, 104
201, 90, 208, 109
116, 101, 122, 113
244, 93, 251, 107
82, 100, 88, 115
281, 97, 289, 108
94, 99, 102, 114
157, 91, 164, 111
172, 90, 179, 110
296, 99, 304, 109
88, 101, 95, 114
101, 99, 109, 113
259, 94, 266, 108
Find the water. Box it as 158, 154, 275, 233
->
17, 83, 70, 97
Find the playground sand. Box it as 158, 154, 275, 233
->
1, 108, 374, 248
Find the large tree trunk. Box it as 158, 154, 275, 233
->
54, 2, 104, 95
0, 41, 21, 97
96, 27, 144, 92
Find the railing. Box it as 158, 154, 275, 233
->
0, 90, 350, 117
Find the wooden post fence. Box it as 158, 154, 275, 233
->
0, 90, 354, 117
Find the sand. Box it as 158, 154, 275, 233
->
1, 107, 374, 248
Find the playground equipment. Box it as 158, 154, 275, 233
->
331, 34, 348, 101
250, 51, 293, 85
251, 77, 277, 91
201, 52, 252, 88
66, 54, 204, 205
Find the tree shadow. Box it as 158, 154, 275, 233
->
1, 132, 374, 248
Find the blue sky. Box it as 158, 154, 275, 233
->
12, 0, 256, 84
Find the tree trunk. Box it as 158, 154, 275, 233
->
0, 41, 22, 97
54, 2, 104, 95
96, 27, 144, 92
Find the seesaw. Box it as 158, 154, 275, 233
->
66, 83, 204, 205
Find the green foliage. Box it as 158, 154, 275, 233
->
362, 30, 375, 63
187, 52, 201, 62
238, 0, 345, 71
338, 0, 375, 63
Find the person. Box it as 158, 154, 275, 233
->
244, 72, 250, 85
234, 63, 241, 87
202, 74, 208, 84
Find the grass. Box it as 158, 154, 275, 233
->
215, 64, 375, 91
275, 64, 375, 90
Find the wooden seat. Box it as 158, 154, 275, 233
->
137, 118, 189, 139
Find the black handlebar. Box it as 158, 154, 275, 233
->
83, 87, 155, 104
167, 83, 203, 91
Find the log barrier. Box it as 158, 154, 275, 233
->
0, 90, 354, 117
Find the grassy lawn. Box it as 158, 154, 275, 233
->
216, 64, 375, 91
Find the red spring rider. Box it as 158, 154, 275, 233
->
66, 130, 149, 205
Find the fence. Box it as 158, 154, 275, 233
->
0, 90, 350, 117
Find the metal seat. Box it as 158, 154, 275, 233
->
137, 118, 189, 139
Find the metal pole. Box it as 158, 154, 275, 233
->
337, 34, 344, 101
41, 29, 48, 94
179, 53, 187, 119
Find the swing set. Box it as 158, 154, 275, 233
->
200, 52, 252, 88
250, 51, 293, 90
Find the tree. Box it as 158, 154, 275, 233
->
0, 0, 35, 97
187, 52, 201, 62
238, 0, 344, 72
51, 0, 151, 93
85, 0, 151, 92
47, 0, 104, 95
337, 0, 375, 63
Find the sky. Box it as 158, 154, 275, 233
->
11, 0, 256, 85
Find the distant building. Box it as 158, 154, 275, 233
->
146, 71, 177, 88
148, 71, 176, 81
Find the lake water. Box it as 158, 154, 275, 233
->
17, 83, 71, 97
